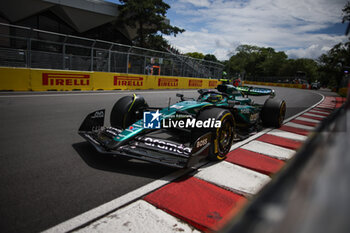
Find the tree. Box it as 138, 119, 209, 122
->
204, 54, 218, 62
318, 42, 350, 90
185, 52, 205, 59
225, 45, 288, 78
118, 0, 184, 49
316, 2, 350, 90
257, 48, 288, 77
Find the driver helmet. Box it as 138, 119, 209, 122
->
206, 93, 223, 102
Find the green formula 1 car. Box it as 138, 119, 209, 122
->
78, 83, 286, 168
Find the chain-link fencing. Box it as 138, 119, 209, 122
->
0, 23, 223, 79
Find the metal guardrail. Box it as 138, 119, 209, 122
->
0, 23, 223, 79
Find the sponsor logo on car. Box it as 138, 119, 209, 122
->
170, 104, 183, 109
42, 73, 90, 86
250, 113, 259, 122
240, 108, 250, 114
140, 137, 191, 154
114, 76, 143, 86
196, 137, 208, 148
91, 111, 104, 119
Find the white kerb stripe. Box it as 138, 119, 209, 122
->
284, 122, 315, 130
75, 200, 201, 233
318, 105, 334, 108
267, 129, 307, 141
303, 113, 326, 118
43, 162, 208, 233
296, 116, 320, 123
309, 110, 330, 115
241, 140, 295, 161
194, 161, 271, 197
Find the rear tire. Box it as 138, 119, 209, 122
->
192, 108, 235, 161
261, 98, 286, 128
110, 95, 148, 129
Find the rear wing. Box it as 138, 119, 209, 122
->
236, 86, 275, 97
217, 84, 275, 97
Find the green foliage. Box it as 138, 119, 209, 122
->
224, 45, 319, 82
118, 0, 184, 49
185, 52, 205, 59
204, 54, 218, 62
225, 45, 289, 78
224, 2, 350, 90
185, 52, 218, 62
318, 42, 350, 90
317, 2, 350, 90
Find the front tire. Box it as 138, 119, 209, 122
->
261, 98, 286, 128
110, 94, 148, 129
192, 108, 235, 161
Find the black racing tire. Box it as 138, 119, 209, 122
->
261, 98, 286, 128
192, 108, 235, 161
110, 95, 148, 129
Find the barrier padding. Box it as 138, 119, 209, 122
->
0, 67, 221, 91
0, 67, 30, 91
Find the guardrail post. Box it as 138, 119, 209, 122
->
143, 56, 147, 74
90, 40, 96, 71
126, 47, 132, 74
26, 35, 32, 68
171, 59, 174, 76
62, 36, 67, 70
181, 60, 184, 77
108, 44, 113, 72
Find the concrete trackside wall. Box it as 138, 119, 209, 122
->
0, 67, 221, 91
244, 81, 306, 89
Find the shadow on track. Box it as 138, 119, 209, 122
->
73, 142, 178, 179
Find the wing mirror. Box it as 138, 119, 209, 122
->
176, 93, 185, 101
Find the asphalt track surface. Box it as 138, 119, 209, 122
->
0, 86, 323, 233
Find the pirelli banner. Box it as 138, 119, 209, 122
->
94, 74, 220, 90
0, 67, 221, 91
30, 69, 93, 91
